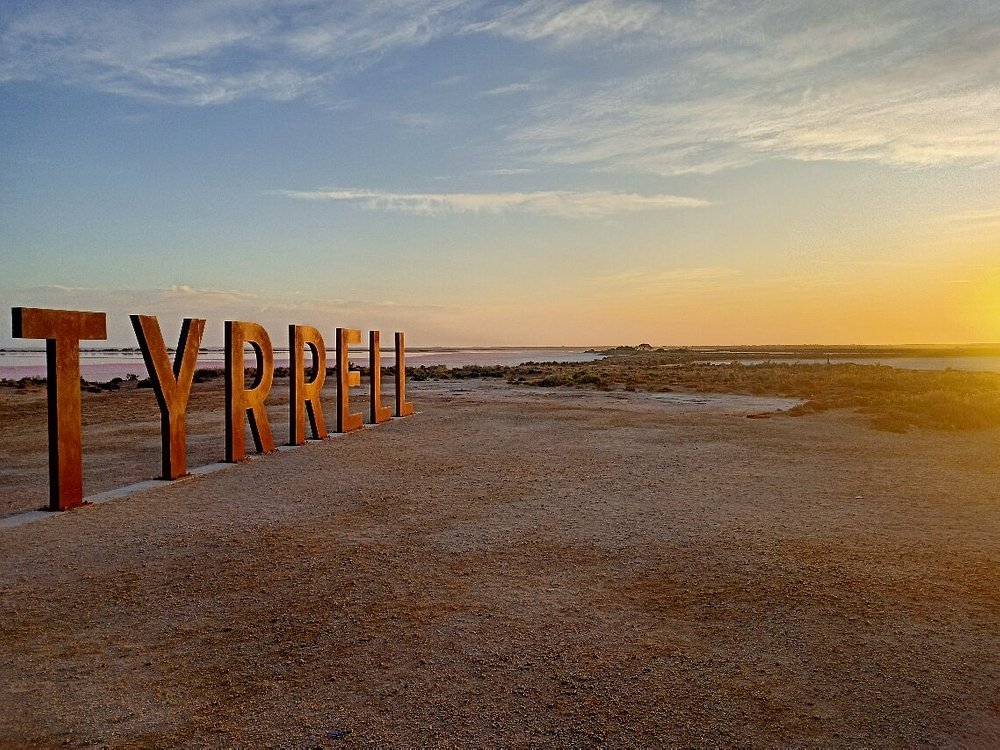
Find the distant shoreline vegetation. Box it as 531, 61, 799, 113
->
405, 353, 1000, 433
3, 343, 1000, 357
584, 344, 1000, 360
5, 349, 1000, 433
0, 345, 587, 353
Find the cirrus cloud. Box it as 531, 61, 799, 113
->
0, 0, 471, 105
496, 0, 1000, 173
2, 0, 998, 172
276, 187, 709, 217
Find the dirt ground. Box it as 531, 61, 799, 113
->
1, 378, 999, 747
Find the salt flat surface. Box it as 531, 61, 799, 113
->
649, 392, 803, 413
1, 376, 998, 746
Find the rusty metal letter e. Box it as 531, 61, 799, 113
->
337, 327, 364, 433
11, 307, 107, 511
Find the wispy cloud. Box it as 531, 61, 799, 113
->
495, 0, 1000, 173
0, 0, 470, 105
479, 168, 535, 176
480, 81, 540, 97
393, 112, 444, 130
465, 0, 665, 46
934, 209, 1000, 233
596, 267, 741, 293
602, 267, 740, 285
3, 1, 997, 172
1, 283, 453, 346
276, 187, 709, 217
588, 268, 873, 299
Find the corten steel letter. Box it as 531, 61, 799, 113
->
336, 327, 363, 433
131, 315, 205, 479
289, 324, 328, 445
369, 330, 392, 425
395, 331, 415, 417
225, 321, 276, 462
11, 307, 107, 510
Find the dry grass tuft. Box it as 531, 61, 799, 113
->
496, 356, 1000, 433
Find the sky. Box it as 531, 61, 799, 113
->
2, 0, 999, 347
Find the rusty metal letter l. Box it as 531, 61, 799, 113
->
369, 330, 392, 425
395, 331, 414, 417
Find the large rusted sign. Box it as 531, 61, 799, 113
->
11, 307, 415, 511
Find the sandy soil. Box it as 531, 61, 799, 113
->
1, 378, 999, 747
